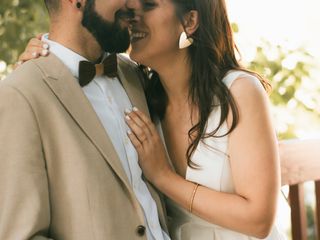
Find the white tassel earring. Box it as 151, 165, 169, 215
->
179, 32, 194, 49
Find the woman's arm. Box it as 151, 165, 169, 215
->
125, 75, 280, 238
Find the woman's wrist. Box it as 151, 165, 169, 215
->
151, 167, 176, 190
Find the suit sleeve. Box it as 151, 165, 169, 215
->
0, 85, 54, 240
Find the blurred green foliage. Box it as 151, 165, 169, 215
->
0, 0, 48, 71
247, 40, 320, 139
306, 204, 315, 239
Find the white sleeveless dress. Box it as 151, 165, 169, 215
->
158, 71, 287, 240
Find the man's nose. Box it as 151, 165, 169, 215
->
126, 0, 141, 10
125, 0, 143, 16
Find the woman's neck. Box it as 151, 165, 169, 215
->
155, 51, 192, 107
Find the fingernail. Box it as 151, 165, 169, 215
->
124, 108, 132, 114
125, 115, 131, 121
32, 52, 38, 57
127, 129, 132, 135
41, 49, 48, 56
133, 107, 138, 112
43, 43, 49, 49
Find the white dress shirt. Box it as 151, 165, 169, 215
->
42, 34, 170, 240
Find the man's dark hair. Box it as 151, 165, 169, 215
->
44, 0, 60, 15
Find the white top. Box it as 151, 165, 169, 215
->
160, 70, 286, 240
42, 34, 170, 240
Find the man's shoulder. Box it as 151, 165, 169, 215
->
117, 53, 145, 79
1, 54, 67, 91
117, 53, 139, 69
1, 60, 44, 90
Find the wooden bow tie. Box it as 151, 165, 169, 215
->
78, 53, 118, 87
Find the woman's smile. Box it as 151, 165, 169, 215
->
130, 29, 149, 44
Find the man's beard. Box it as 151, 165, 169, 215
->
81, 0, 130, 53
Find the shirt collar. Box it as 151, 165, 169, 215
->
41, 33, 106, 80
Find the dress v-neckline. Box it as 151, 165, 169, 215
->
158, 120, 190, 180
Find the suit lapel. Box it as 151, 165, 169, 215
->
34, 54, 133, 193
117, 55, 150, 117
34, 54, 166, 225
117, 56, 169, 231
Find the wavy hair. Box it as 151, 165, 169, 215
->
143, 0, 269, 168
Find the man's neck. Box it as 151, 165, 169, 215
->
48, 24, 103, 62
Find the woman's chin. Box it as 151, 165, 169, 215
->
129, 50, 144, 65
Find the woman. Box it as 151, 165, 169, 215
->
18, 0, 285, 239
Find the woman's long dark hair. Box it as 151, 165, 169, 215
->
142, 0, 269, 168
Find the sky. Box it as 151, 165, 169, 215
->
226, 0, 320, 60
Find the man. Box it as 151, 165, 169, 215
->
0, 0, 169, 239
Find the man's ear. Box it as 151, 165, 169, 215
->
183, 10, 199, 36
67, 0, 84, 9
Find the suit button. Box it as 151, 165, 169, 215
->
136, 225, 146, 236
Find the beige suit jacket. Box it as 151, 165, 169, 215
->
0, 54, 168, 240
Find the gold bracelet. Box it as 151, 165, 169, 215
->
189, 183, 199, 213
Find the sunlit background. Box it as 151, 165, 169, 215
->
226, 0, 320, 238
227, 0, 320, 139
228, 0, 320, 60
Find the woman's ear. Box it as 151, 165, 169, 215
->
183, 10, 199, 36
